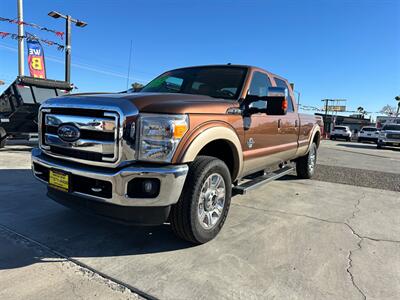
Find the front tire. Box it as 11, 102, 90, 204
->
170, 156, 232, 244
296, 142, 317, 179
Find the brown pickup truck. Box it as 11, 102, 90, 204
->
32, 65, 321, 244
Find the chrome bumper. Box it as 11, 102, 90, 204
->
31, 148, 188, 207
378, 138, 400, 145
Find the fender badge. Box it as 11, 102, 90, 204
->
247, 138, 255, 148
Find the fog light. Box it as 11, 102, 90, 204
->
127, 178, 160, 198
143, 180, 154, 193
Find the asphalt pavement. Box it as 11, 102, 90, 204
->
0, 140, 399, 300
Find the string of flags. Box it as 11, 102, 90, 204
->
0, 31, 64, 51
0, 16, 64, 39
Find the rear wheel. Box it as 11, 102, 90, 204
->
0, 127, 6, 149
296, 142, 317, 179
170, 156, 232, 244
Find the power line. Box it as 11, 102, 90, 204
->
0, 42, 150, 83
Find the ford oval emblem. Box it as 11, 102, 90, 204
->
57, 124, 80, 142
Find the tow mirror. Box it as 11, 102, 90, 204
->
265, 87, 288, 115
244, 87, 288, 115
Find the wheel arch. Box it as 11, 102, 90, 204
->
180, 126, 243, 181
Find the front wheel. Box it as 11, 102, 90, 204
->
296, 142, 317, 179
170, 156, 232, 244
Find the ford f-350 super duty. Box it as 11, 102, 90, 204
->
32, 65, 321, 244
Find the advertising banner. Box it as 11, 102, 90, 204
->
27, 40, 46, 79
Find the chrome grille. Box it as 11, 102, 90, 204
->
40, 108, 119, 163
387, 133, 400, 139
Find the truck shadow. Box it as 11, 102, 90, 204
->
0, 169, 194, 271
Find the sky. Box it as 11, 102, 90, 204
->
1, 0, 399, 118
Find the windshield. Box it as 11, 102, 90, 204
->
334, 126, 347, 130
140, 66, 247, 100
383, 124, 400, 131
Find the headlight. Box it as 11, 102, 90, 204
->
379, 132, 386, 138
137, 114, 188, 162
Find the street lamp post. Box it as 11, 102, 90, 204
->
48, 11, 87, 83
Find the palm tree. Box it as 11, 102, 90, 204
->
357, 106, 366, 118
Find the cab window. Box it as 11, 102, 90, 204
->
274, 77, 294, 112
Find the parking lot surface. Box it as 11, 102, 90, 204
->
0, 140, 399, 300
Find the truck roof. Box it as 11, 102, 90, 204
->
169, 64, 289, 82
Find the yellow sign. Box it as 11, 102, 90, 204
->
49, 170, 69, 192
327, 105, 346, 112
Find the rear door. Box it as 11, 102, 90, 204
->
273, 77, 299, 160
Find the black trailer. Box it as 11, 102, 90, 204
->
0, 76, 73, 148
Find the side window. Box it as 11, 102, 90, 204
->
274, 77, 294, 112
248, 72, 271, 110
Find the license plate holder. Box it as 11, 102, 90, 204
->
49, 169, 70, 192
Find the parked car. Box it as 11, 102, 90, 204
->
377, 123, 400, 149
31, 64, 321, 244
330, 126, 352, 141
357, 126, 379, 143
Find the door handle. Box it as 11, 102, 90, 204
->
278, 119, 281, 129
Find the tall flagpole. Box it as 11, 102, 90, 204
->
17, 0, 24, 76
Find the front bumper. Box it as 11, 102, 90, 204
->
358, 136, 378, 141
31, 148, 189, 208
378, 138, 400, 147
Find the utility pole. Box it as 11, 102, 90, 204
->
322, 99, 329, 135
395, 96, 400, 121
48, 11, 87, 83
17, 0, 24, 76
321, 99, 347, 135
65, 15, 72, 83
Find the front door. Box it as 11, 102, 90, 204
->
242, 71, 283, 176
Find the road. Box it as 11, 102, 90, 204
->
0, 140, 399, 300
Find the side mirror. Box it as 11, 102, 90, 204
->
244, 87, 288, 116
265, 86, 288, 115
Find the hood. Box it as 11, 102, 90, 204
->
53, 92, 238, 114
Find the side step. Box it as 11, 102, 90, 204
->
232, 165, 295, 196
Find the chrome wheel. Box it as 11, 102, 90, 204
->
197, 173, 226, 230
308, 146, 316, 174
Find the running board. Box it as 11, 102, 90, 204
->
232, 165, 295, 196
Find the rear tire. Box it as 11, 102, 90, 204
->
0, 127, 6, 149
296, 142, 317, 179
170, 156, 232, 244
